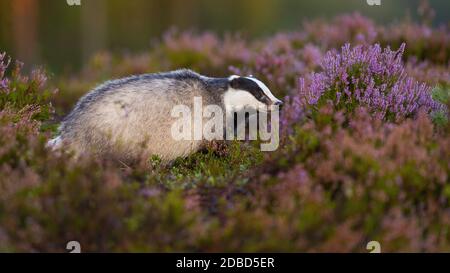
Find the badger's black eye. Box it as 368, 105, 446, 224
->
230, 77, 272, 104
260, 95, 271, 105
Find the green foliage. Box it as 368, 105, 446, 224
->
431, 85, 450, 126
432, 85, 450, 104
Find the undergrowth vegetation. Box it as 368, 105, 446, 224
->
0, 12, 449, 252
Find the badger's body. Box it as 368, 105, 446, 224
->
50, 69, 281, 163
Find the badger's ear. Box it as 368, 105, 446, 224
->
229, 76, 242, 89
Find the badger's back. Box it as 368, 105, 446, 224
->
52, 70, 221, 162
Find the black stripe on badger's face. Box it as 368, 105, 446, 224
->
229, 76, 281, 106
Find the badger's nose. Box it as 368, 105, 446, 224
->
270, 100, 283, 111
274, 101, 283, 107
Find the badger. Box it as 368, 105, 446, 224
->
48, 69, 282, 163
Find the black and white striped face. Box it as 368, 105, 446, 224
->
224, 75, 282, 112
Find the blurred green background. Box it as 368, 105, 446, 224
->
0, 0, 449, 73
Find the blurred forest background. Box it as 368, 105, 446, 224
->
0, 0, 449, 74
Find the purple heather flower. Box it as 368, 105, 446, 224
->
297, 43, 442, 122
304, 12, 377, 47
302, 44, 323, 68
280, 94, 304, 137
0, 52, 11, 90
31, 69, 48, 89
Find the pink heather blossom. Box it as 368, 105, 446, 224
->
297, 43, 443, 122
0, 52, 11, 90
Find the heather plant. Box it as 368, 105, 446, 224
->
300, 10, 450, 65
247, 106, 450, 252
304, 13, 378, 47
298, 43, 442, 122
155, 29, 252, 76
379, 22, 450, 65
405, 60, 450, 86
0, 53, 54, 124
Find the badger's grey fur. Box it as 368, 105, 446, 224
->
49, 69, 281, 163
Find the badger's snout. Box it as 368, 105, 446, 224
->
267, 100, 283, 112
273, 100, 283, 107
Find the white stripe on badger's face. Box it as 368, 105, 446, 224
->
244, 77, 282, 105
224, 89, 266, 112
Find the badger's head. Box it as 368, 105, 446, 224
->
224, 75, 282, 112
